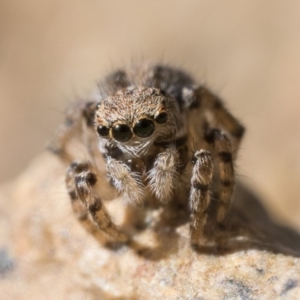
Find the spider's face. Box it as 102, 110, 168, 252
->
95, 87, 178, 156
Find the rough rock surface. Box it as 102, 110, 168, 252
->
0, 153, 300, 299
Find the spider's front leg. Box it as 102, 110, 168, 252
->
66, 161, 129, 243
147, 147, 180, 203
189, 150, 214, 248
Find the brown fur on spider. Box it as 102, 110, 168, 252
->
49, 63, 245, 249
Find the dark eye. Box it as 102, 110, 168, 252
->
133, 119, 155, 138
97, 125, 109, 137
112, 124, 132, 142
155, 112, 168, 124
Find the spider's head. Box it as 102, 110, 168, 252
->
95, 87, 179, 156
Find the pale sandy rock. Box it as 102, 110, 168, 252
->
0, 153, 300, 299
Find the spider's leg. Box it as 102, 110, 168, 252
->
184, 86, 245, 153
189, 150, 213, 247
205, 129, 235, 223
48, 101, 97, 164
66, 161, 129, 243
106, 157, 145, 206
200, 87, 245, 150
147, 146, 180, 203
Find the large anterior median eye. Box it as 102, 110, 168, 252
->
97, 125, 109, 137
133, 119, 155, 138
112, 124, 132, 142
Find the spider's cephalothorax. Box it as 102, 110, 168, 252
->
49, 63, 245, 248
95, 87, 182, 157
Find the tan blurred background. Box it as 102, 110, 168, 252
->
0, 1, 300, 230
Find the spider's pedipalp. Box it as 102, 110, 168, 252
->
147, 146, 180, 203
106, 156, 145, 206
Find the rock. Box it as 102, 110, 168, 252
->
0, 153, 300, 299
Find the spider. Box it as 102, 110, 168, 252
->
49, 63, 245, 248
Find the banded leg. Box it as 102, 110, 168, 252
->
147, 147, 180, 203
48, 101, 98, 164
203, 87, 245, 146
66, 161, 129, 243
106, 157, 144, 206
205, 129, 235, 223
188, 86, 245, 151
189, 150, 213, 247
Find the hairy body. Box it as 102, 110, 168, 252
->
49, 63, 245, 248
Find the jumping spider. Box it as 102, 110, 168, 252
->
49, 63, 245, 248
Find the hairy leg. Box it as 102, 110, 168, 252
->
48, 101, 97, 164
205, 129, 235, 223
184, 86, 245, 152
66, 161, 129, 243
189, 150, 214, 247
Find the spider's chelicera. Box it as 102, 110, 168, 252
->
49, 63, 245, 248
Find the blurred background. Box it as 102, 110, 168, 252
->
0, 1, 299, 230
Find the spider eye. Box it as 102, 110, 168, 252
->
97, 125, 109, 137
155, 112, 168, 124
133, 119, 155, 138
112, 124, 132, 142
